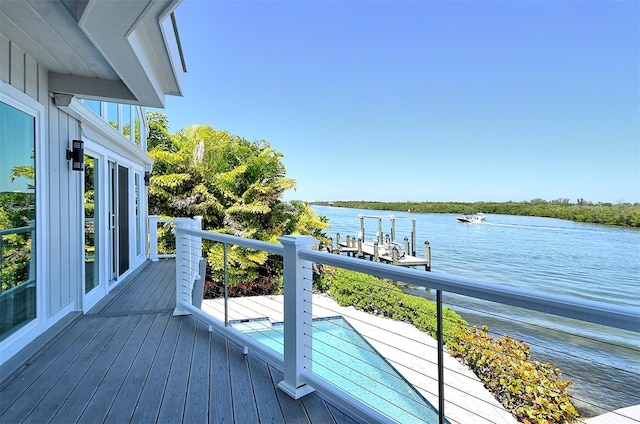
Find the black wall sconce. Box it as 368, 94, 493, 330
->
144, 164, 152, 186
66, 139, 84, 171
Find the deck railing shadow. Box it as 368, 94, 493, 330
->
154, 216, 640, 424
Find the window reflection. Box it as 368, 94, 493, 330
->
107, 103, 118, 131
0, 101, 37, 340
122, 104, 131, 142
134, 107, 141, 146
84, 156, 99, 293
83, 99, 101, 116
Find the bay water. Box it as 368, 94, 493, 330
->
311, 205, 640, 417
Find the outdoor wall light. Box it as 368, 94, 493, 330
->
144, 163, 152, 186
66, 139, 84, 171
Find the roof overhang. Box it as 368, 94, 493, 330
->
0, 0, 185, 107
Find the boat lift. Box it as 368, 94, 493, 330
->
358, 214, 418, 256
331, 214, 430, 271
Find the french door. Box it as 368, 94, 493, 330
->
109, 161, 129, 282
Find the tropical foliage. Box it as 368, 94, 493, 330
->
147, 113, 329, 290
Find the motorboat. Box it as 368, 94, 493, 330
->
456, 213, 486, 224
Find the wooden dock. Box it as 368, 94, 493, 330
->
337, 239, 431, 271
330, 214, 432, 271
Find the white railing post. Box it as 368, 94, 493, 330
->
149, 215, 159, 261
192, 216, 203, 271
173, 218, 193, 316
277, 235, 318, 399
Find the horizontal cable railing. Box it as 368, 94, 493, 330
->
148, 215, 179, 260
0, 225, 36, 291
170, 218, 639, 424
0, 224, 37, 340
441, 293, 640, 419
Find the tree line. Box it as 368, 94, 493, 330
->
310, 200, 640, 228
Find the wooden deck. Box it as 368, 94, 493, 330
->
0, 260, 364, 424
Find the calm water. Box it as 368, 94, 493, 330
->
311, 205, 640, 417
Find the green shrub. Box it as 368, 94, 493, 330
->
447, 325, 580, 424
319, 267, 465, 337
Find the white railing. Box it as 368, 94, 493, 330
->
149, 215, 202, 261
0, 224, 36, 287
170, 219, 640, 424
1, 224, 37, 338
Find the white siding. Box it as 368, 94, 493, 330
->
46, 100, 83, 316
9, 42, 25, 92
0, 34, 9, 84
1, 37, 82, 319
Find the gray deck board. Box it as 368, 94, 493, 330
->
0, 315, 94, 402
130, 311, 182, 423
150, 260, 176, 310
32, 315, 139, 424
209, 327, 234, 423
75, 314, 156, 423
157, 315, 195, 423
100, 266, 155, 314
103, 312, 170, 424
0, 259, 366, 424
228, 340, 261, 423
329, 403, 364, 424
183, 319, 211, 424
0, 317, 116, 423
270, 367, 312, 424
110, 260, 169, 313
303, 394, 343, 424
248, 353, 286, 423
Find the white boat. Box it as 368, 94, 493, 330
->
456, 213, 486, 224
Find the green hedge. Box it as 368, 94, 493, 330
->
319, 267, 465, 337
316, 268, 580, 424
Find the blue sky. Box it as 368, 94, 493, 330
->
155, 0, 639, 204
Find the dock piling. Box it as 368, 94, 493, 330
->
424, 241, 431, 271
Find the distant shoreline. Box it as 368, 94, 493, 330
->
308, 200, 640, 228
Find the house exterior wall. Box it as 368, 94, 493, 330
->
2, 33, 79, 315
1, 34, 150, 365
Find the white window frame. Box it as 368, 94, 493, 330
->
0, 81, 49, 363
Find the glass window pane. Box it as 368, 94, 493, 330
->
0, 101, 37, 340
134, 107, 141, 146
83, 99, 102, 117
85, 156, 99, 294
122, 104, 132, 141
107, 103, 118, 131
